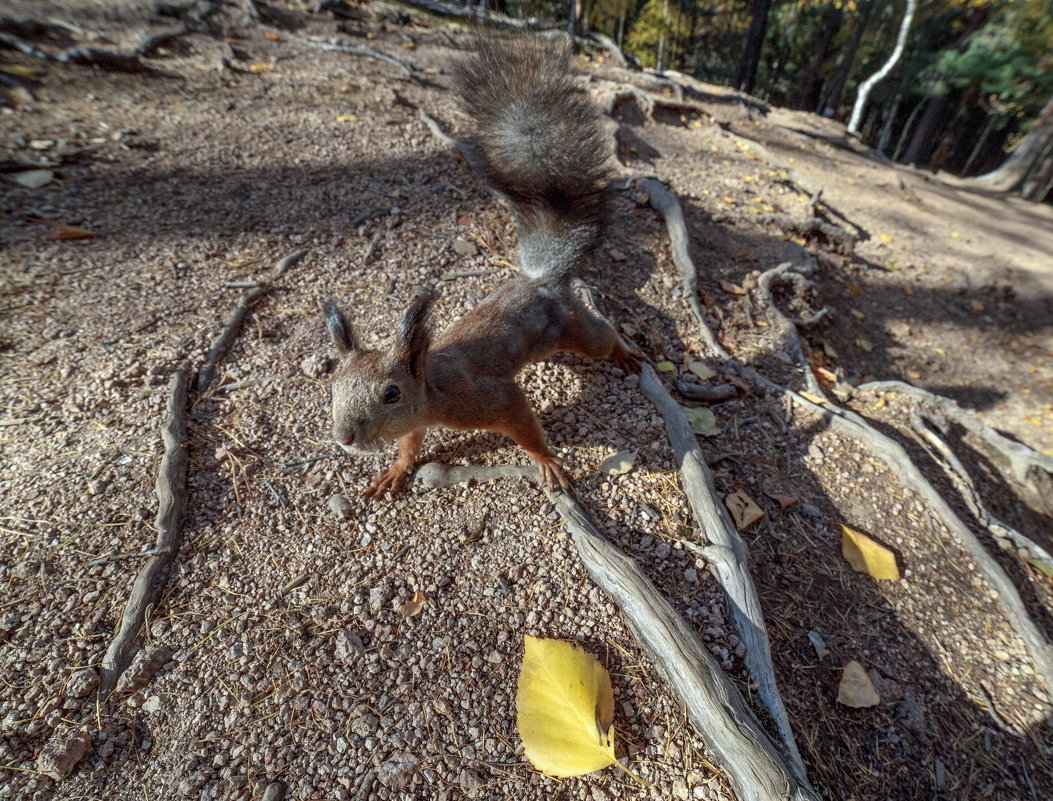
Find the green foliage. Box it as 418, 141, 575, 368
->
624, 0, 695, 69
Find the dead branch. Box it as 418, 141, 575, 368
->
289, 34, 419, 76
910, 411, 1053, 569
99, 369, 188, 697
635, 177, 729, 360
545, 485, 817, 801
676, 378, 738, 402
754, 213, 856, 255
756, 262, 824, 397
197, 286, 268, 393
639, 365, 807, 778
859, 380, 1053, 488
745, 271, 1053, 696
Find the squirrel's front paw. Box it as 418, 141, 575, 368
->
363, 466, 409, 500
537, 457, 573, 492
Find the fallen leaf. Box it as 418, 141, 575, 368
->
949, 231, 960, 238
1026, 558, 1053, 578
27, 217, 98, 240
841, 525, 899, 580
248, 63, 273, 72
600, 450, 637, 476
687, 361, 715, 381
725, 489, 764, 530
816, 366, 838, 385
799, 391, 827, 405
336, 113, 358, 122
837, 660, 881, 707
850, 309, 865, 319
399, 590, 427, 619
0, 64, 41, 77
263, 32, 281, 41
764, 490, 798, 510
12, 169, 54, 188
808, 630, 829, 658
719, 279, 747, 295
655, 361, 676, 373
683, 406, 721, 436
517, 636, 633, 779
845, 283, 861, 293
970, 300, 985, 312
856, 337, 873, 352
878, 233, 892, 244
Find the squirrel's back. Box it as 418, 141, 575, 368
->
452, 38, 612, 283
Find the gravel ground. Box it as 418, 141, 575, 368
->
1, 3, 1051, 801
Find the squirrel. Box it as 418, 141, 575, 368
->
324, 38, 640, 498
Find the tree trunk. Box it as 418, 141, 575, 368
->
903, 92, 949, 165
822, 2, 872, 114
736, 0, 772, 95
893, 95, 926, 161
877, 90, 904, 154
798, 4, 843, 112
962, 112, 998, 175
972, 95, 1053, 192
1022, 140, 1053, 201
847, 0, 917, 134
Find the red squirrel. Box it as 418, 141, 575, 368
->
324, 39, 640, 498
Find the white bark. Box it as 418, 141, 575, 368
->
847, 0, 917, 134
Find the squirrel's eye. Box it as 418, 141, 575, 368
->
382, 385, 401, 404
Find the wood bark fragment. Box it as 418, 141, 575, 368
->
197, 285, 268, 393
99, 369, 188, 698
639, 365, 807, 778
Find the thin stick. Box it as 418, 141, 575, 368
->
99, 369, 188, 697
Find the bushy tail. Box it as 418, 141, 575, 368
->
452, 38, 612, 282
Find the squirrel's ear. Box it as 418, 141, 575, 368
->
393, 289, 435, 378
324, 298, 357, 357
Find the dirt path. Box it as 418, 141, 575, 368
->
1, 4, 1050, 801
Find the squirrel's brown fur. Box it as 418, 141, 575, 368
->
325, 39, 639, 498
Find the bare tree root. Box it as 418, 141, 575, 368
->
754, 213, 856, 256
859, 380, 1053, 491
1, 1, 223, 72
635, 177, 729, 359
756, 262, 826, 397
99, 369, 189, 698
546, 486, 817, 801
743, 263, 1053, 697
417, 458, 815, 801
909, 411, 1053, 570
638, 365, 807, 778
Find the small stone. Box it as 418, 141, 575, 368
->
377, 753, 418, 789
458, 769, 485, 795
37, 730, 92, 779
334, 631, 366, 663
369, 586, 392, 615
261, 781, 287, 801
328, 494, 353, 520
350, 713, 379, 738
66, 668, 99, 699
452, 238, 476, 257
116, 644, 174, 693
683, 568, 698, 583
142, 695, 162, 714
300, 353, 329, 379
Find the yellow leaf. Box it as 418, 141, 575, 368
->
600, 450, 637, 476
949, 231, 960, 238
399, 590, 427, 619
799, 391, 827, 405
517, 637, 623, 778
878, 233, 892, 243
725, 489, 764, 530
970, 300, 984, 311
248, 63, 273, 72
336, 114, 358, 122
850, 309, 865, 319
0, 64, 41, 77
722, 196, 736, 204
837, 660, 880, 707
687, 361, 715, 380
841, 525, 899, 580
655, 361, 676, 372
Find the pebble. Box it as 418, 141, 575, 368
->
65, 668, 99, 698
37, 730, 92, 780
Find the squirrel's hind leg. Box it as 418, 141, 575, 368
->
490, 391, 571, 491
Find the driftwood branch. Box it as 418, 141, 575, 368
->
744, 280, 1053, 696
99, 369, 189, 697
546, 486, 817, 801
638, 365, 806, 778
909, 411, 1053, 569
635, 177, 729, 360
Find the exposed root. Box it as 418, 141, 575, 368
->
756, 261, 825, 397
639, 365, 807, 780
99, 369, 189, 698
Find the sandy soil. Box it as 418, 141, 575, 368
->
1, 3, 1051, 801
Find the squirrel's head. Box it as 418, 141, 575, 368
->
324, 291, 435, 454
